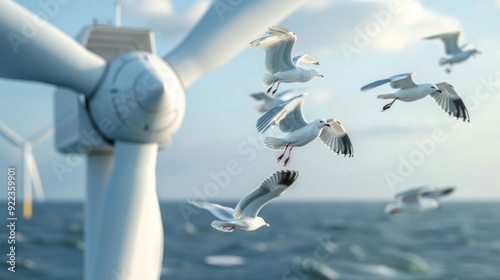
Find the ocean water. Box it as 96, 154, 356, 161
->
0, 202, 499, 280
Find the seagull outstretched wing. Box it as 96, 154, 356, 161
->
233, 170, 299, 218
250, 26, 297, 73
432, 83, 470, 122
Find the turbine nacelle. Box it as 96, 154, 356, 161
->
89, 51, 185, 145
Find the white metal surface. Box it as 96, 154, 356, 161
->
55, 26, 154, 154
84, 154, 113, 280
55, 88, 113, 154
88, 51, 185, 145
0, 0, 106, 96
90, 142, 163, 280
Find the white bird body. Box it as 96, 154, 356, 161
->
250, 26, 323, 94
439, 49, 477, 65
424, 31, 481, 73
377, 83, 436, 102
213, 217, 266, 232
385, 185, 455, 215
388, 198, 438, 215
264, 68, 322, 85
257, 93, 354, 166
273, 120, 324, 148
188, 170, 299, 232
362, 73, 470, 122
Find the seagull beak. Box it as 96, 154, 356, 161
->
319, 74, 324, 78
325, 123, 331, 127
265, 223, 270, 227
436, 89, 442, 93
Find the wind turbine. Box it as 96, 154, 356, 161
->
0, 122, 52, 219
0, 0, 305, 279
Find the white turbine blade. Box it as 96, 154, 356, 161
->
26, 152, 45, 201
90, 142, 163, 279
0, 0, 106, 96
0, 121, 24, 146
85, 154, 113, 280
165, 0, 305, 88
28, 126, 54, 146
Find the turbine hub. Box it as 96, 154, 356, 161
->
89, 51, 185, 146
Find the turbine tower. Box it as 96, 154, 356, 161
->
0, 0, 305, 279
0, 121, 52, 219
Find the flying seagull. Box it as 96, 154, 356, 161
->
249, 88, 305, 113
361, 73, 470, 122
257, 93, 353, 166
188, 170, 299, 232
385, 185, 455, 215
250, 26, 323, 94
423, 31, 481, 73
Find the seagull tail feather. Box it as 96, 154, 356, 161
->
264, 137, 288, 151
377, 93, 397, 99
438, 57, 449, 66
263, 73, 276, 86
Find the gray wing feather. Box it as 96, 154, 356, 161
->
250, 26, 297, 73
278, 100, 307, 133
319, 119, 354, 157
395, 186, 427, 203
389, 73, 417, 89
256, 94, 307, 133
361, 73, 415, 91
424, 31, 461, 55
187, 199, 235, 222
432, 83, 470, 122
268, 40, 290, 73
273, 87, 307, 99
233, 170, 299, 218
360, 78, 392, 92
249, 92, 272, 101
293, 54, 320, 66
421, 186, 455, 200
267, 26, 293, 35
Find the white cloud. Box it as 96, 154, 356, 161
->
284, 0, 460, 54
121, 0, 211, 43
373, 1, 460, 51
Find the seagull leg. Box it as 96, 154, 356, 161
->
445, 64, 452, 74
284, 147, 293, 167
382, 98, 398, 112
271, 82, 281, 95
277, 143, 290, 162
267, 79, 279, 94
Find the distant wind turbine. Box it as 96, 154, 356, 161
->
0, 121, 53, 219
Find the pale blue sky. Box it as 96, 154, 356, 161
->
0, 0, 499, 201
